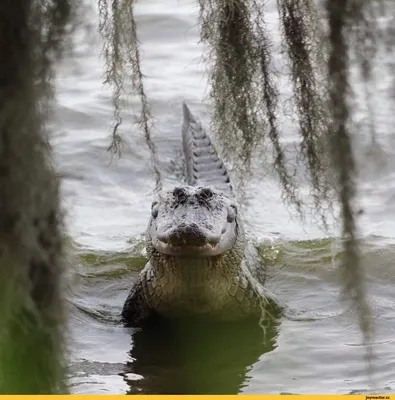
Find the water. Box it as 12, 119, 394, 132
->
52, 0, 395, 394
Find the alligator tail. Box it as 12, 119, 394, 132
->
182, 102, 234, 197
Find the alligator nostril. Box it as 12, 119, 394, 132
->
163, 224, 209, 246
208, 235, 221, 246
157, 233, 169, 243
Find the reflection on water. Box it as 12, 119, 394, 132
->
124, 313, 281, 394
68, 238, 395, 394
56, 0, 395, 392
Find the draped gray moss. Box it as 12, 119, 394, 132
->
198, 0, 332, 212
99, 0, 395, 369
98, 0, 162, 191
0, 0, 75, 393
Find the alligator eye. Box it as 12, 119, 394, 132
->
227, 204, 237, 223
199, 188, 214, 200
173, 187, 186, 199
151, 201, 159, 219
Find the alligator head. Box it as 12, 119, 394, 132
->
147, 185, 240, 257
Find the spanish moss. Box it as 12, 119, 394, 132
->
198, 0, 338, 218
326, 0, 373, 367
0, 0, 75, 393
255, 2, 303, 211
349, 0, 379, 149
277, 0, 333, 217
98, 0, 162, 191
198, 1, 264, 179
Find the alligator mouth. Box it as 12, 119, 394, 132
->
153, 240, 223, 257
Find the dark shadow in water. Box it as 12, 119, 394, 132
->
122, 307, 281, 394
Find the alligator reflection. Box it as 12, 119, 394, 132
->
123, 306, 281, 394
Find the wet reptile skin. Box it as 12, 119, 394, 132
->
121, 103, 270, 326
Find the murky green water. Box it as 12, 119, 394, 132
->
66, 237, 395, 394
52, 0, 395, 394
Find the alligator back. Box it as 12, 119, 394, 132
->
182, 102, 234, 198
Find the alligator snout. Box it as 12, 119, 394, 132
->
158, 223, 221, 247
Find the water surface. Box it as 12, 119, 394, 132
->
52, 0, 395, 394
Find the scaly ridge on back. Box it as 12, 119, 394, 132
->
182, 102, 234, 197
121, 102, 278, 328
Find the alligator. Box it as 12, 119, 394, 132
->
122, 103, 277, 327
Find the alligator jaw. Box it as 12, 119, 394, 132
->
152, 238, 229, 257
